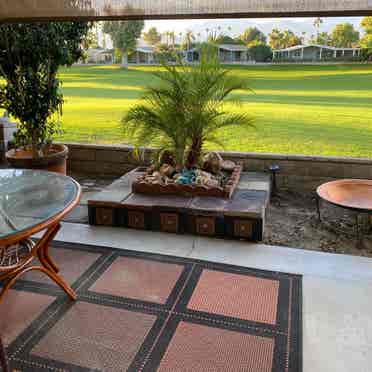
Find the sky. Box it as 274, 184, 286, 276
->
143, 17, 364, 43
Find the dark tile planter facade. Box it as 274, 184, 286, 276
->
88, 169, 271, 242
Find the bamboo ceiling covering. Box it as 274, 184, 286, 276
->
0, 0, 372, 22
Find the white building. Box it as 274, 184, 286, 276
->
128, 46, 156, 64
85, 48, 114, 64
185, 44, 251, 63
273, 44, 362, 61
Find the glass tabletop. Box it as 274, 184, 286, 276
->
0, 169, 80, 241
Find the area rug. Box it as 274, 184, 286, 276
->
0, 241, 302, 372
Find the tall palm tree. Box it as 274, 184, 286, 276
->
163, 31, 171, 45
184, 30, 195, 50
268, 28, 282, 49
313, 17, 323, 42
169, 31, 176, 47
123, 46, 254, 169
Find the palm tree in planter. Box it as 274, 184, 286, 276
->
124, 46, 253, 171
0, 22, 89, 174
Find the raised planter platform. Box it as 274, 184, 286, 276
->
88, 168, 271, 241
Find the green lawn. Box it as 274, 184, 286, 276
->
57, 63, 372, 158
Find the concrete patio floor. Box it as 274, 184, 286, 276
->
43, 222, 372, 372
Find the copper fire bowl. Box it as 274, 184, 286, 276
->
317, 179, 372, 211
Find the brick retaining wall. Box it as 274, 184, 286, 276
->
65, 142, 372, 192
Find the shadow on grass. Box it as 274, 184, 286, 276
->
232, 92, 372, 108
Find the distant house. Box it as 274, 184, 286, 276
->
85, 48, 114, 64
216, 44, 251, 63
128, 46, 156, 64
184, 44, 251, 63
184, 48, 200, 63
273, 44, 362, 61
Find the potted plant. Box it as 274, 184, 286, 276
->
124, 45, 254, 170
0, 22, 89, 174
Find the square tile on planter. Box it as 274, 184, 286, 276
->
123, 193, 191, 210
189, 196, 228, 215
224, 190, 267, 219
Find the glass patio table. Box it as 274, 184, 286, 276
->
0, 169, 81, 302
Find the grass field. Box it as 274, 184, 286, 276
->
57, 63, 372, 158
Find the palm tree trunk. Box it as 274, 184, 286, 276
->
186, 137, 202, 169
121, 51, 128, 69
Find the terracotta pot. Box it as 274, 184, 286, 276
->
5, 144, 68, 174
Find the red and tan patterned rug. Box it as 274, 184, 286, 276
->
0, 241, 302, 372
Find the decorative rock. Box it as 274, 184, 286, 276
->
221, 160, 236, 171
205, 178, 219, 188
202, 152, 223, 175
176, 169, 197, 185
146, 165, 156, 175
159, 163, 175, 178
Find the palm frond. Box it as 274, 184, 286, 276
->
122, 46, 254, 168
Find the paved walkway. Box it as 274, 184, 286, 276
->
41, 222, 372, 372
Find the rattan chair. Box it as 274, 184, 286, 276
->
0, 239, 35, 301
0, 223, 73, 303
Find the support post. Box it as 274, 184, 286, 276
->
316, 196, 321, 222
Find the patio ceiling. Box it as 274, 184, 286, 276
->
1, 0, 372, 22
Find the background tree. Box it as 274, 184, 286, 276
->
82, 28, 98, 50
268, 28, 281, 49
269, 28, 300, 49
282, 29, 301, 48
331, 23, 359, 47
240, 27, 266, 46
248, 43, 272, 62
103, 20, 144, 68
360, 17, 372, 48
169, 31, 176, 48
0, 22, 89, 156
182, 30, 195, 50
313, 17, 323, 41
301, 31, 307, 44
211, 34, 243, 45
143, 27, 161, 45
310, 31, 331, 46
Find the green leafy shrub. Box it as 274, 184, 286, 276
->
0, 22, 89, 157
